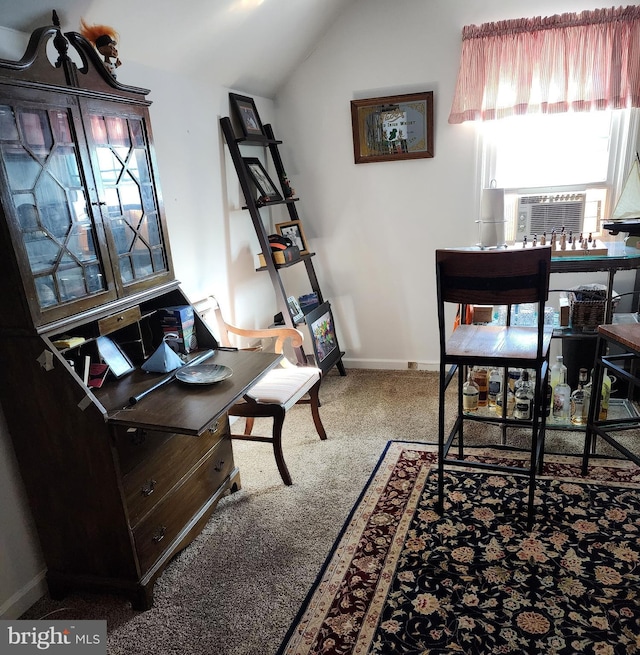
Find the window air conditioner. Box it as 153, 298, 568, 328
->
515, 193, 586, 241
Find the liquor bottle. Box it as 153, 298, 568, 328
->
514, 370, 534, 420
472, 367, 489, 407
599, 368, 611, 420
552, 365, 571, 423
488, 367, 502, 407
463, 368, 479, 413
550, 355, 567, 398
581, 373, 592, 423
570, 368, 589, 425
508, 368, 521, 393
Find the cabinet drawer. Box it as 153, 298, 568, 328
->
98, 306, 142, 336
121, 417, 228, 526
133, 436, 234, 572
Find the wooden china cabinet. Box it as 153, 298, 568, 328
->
0, 15, 279, 609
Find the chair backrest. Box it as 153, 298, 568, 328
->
435, 247, 552, 362
436, 247, 551, 307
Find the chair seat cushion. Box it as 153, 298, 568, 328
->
246, 366, 321, 408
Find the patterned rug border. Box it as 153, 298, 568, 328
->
277, 440, 640, 655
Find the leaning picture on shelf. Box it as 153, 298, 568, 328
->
229, 92, 267, 140
305, 301, 341, 374
96, 336, 135, 378
287, 296, 305, 324
276, 220, 309, 255
243, 157, 282, 203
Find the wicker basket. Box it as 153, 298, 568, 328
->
569, 288, 607, 331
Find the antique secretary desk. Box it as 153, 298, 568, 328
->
0, 16, 280, 609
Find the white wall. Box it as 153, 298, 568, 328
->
274, 0, 637, 369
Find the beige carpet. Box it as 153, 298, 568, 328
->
20, 368, 637, 655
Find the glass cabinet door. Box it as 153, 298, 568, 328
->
0, 103, 113, 312
85, 106, 170, 292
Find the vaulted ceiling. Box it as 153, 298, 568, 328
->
0, 0, 358, 97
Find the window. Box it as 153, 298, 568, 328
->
478, 108, 640, 241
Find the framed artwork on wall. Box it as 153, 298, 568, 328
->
275, 220, 309, 255
305, 301, 341, 375
243, 157, 283, 203
350, 91, 434, 164
229, 93, 267, 140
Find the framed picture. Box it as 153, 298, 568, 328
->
96, 336, 135, 378
243, 157, 282, 203
305, 301, 341, 375
229, 93, 266, 140
275, 220, 309, 255
350, 91, 434, 164
287, 295, 304, 324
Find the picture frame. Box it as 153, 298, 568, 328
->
350, 91, 434, 164
305, 301, 341, 375
287, 295, 305, 324
243, 157, 283, 203
96, 335, 135, 378
229, 93, 267, 140
275, 220, 309, 255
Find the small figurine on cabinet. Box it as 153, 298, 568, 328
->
79, 19, 122, 78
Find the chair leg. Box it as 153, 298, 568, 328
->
244, 417, 255, 436
308, 378, 327, 441
271, 405, 292, 485
437, 363, 447, 514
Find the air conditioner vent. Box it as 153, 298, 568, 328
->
516, 193, 586, 240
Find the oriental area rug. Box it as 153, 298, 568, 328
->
277, 442, 640, 655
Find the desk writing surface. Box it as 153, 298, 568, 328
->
95, 349, 282, 434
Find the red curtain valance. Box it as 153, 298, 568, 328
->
448, 5, 640, 124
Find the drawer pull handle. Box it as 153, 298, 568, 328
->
214, 459, 225, 472
152, 526, 167, 543
141, 479, 156, 497
208, 420, 220, 434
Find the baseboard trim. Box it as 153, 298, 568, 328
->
0, 569, 47, 619
340, 358, 438, 371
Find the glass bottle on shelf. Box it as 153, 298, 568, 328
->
508, 368, 521, 394
463, 368, 479, 413
472, 367, 489, 408
488, 367, 502, 407
570, 368, 589, 425
599, 368, 611, 420
552, 366, 571, 424
514, 370, 533, 420
581, 373, 592, 424
550, 355, 567, 399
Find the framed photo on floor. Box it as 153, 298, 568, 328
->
305, 301, 341, 375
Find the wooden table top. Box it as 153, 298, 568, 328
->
597, 323, 640, 353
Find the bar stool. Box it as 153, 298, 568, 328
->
582, 323, 640, 472
436, 247, 552, 530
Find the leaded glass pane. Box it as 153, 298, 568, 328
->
0, 105, 108, 309
25, 231, 60, 273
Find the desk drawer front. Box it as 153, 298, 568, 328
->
133, 436, 234, 572
120, 416, 228, 526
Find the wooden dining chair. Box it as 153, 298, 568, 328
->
209, 298, 327, 485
